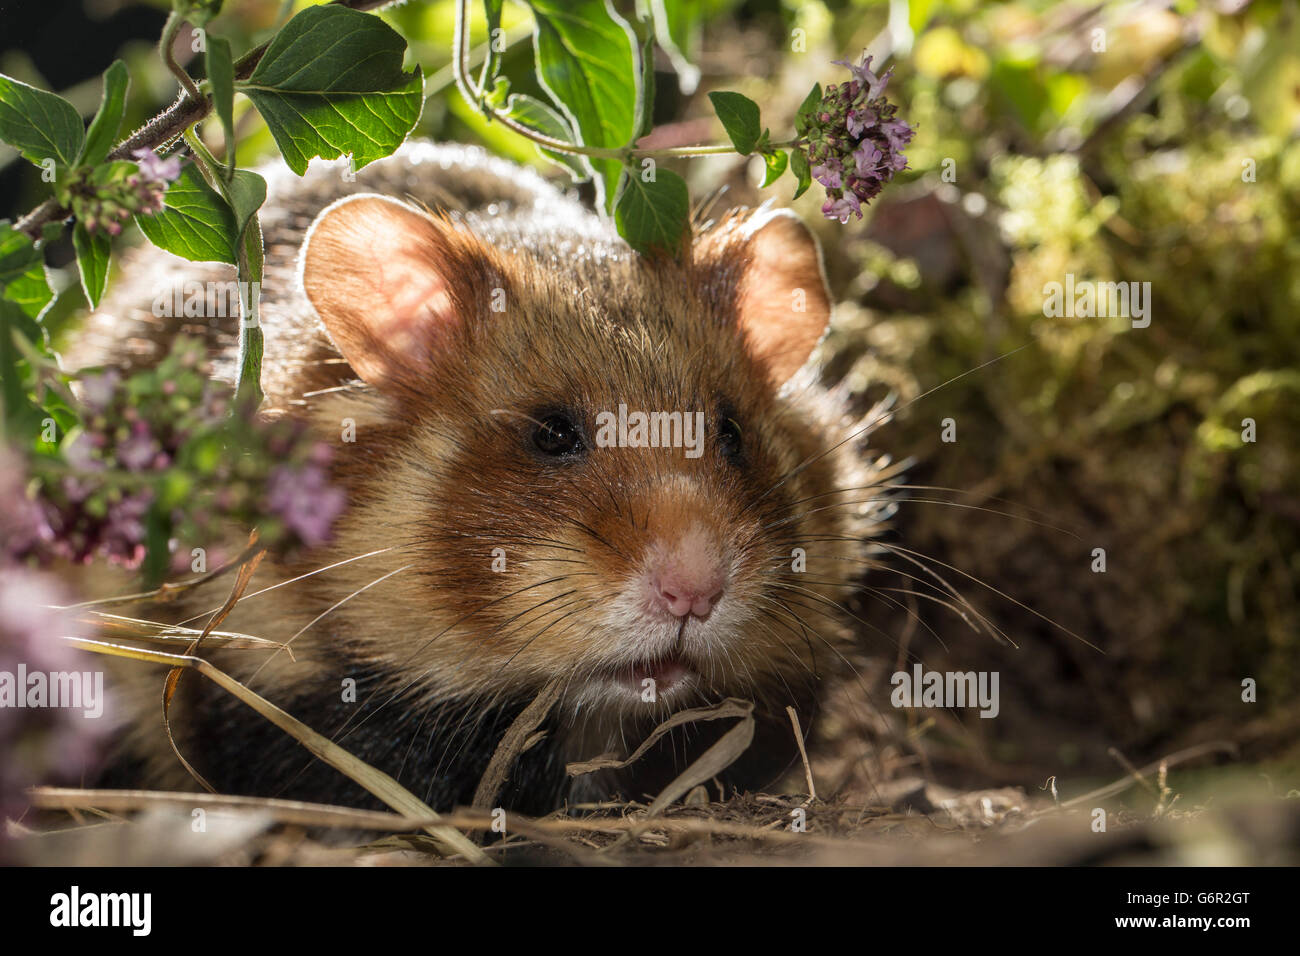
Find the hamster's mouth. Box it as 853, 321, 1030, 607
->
613, 654, 695, 696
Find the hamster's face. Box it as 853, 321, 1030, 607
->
302, 195, 876, 713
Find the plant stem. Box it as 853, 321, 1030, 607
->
233, 226, 265, 407
183, 130, 265, 407
159, 12, 202, 103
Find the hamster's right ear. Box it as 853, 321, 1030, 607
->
300, 194, 491, 389
695, 207, 834, 388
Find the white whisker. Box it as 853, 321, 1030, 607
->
175, 547, 395, 626
247, 563, 413, 684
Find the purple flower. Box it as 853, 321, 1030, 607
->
0, 567, 109, 836
832, 55, 891, 100
131, 148, 183, 185
812, 161, 843, 190
0, 570, 78, 670
59, 435, 106, 505
853, 141, 884, 178
879, 119, 915, 171
822, 194, 862, 224
116, 421, 159, 472
266, 457, 346, 547
0, 452, 56, 563
796, 52, 915, 222
845, 108, 876, 137
100, 490, 152, 564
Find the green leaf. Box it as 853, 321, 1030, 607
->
176, 0, 225, 30
794, 83, 822, 135
529, 0, 640, 211
653, 0, 702, 95
135, 163, 239, 264
629, 7, 655, 141
480, 0, 506, 91
0, 73, 85, 168
505, 94, 588, 182
486, 76, 511, 110
1045, 72, 1087, 120
761, 149, 788, 188
708, 91, 762, 155
239, 5, 424, 176
0, 229, 58, 440
207, 36, 236, 171
72, 222, 111, 308
78, 60, 129, 168
226, 169, 267, 238
909, 0, 936, 34
990, 58, 1049, 134
3, 260, 54, 323
0, 223, 54, 323
614, 167, 690, 258
790, 148, 812, 200
0, 221, 43, 288
0, 297, 35, 434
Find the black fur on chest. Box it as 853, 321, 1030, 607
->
102, 666, 817, 818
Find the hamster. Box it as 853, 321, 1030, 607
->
81, 141, 895, 814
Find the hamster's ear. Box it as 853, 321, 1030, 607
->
300, 194, 487, 389
706, 208, 833, 387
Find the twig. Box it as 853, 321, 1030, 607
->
76, 611, 291, 655
1045, 741, 1238, 814
28, 787, 435, 832
1072, 24, 1202, 155
471, 678, 563, 816
160, 543, 266, 793
63, 635, 491, 864
1106, 745, 1160, 800
57, 535, 264, 610
786, 705, 817, 802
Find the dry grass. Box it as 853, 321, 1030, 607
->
18, 767, 1299, 866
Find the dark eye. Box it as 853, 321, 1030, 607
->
718, 415, 743, 460
533, 413, 583, 457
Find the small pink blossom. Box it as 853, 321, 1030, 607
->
131, 148, 183, 185
266, 455, 346, 547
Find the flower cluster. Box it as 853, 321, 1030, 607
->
9, 337, 346, 571
0, 568, 107, 840
57, 149, 181, 236
0, 475, 108, 839
798, 54, 915, 223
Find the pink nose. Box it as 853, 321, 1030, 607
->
652, 567, 725, 619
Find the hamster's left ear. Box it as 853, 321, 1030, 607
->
699, 208, 833, 387
299, 194, 498, 391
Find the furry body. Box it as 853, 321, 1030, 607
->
82, 142, 891, 812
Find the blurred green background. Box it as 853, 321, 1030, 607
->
2, 0, 1297, 795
